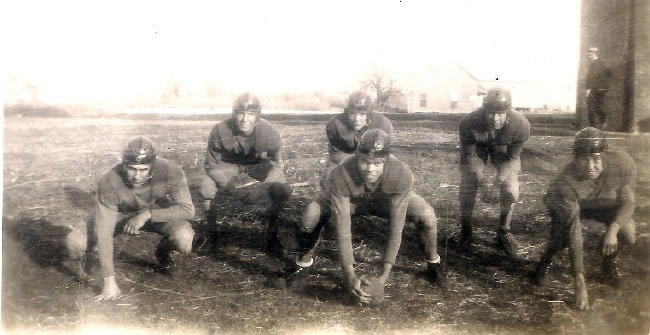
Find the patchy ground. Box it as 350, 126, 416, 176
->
2, 116, 649, 335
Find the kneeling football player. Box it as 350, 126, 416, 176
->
197, 92, 291, 256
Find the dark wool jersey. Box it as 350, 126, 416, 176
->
327, 155, 413, 200
544, 151, 636, 224
585, 58, 612, 90
326, 155, 413, 266
97, 158, 194, 221
205, 118, 282, 168
95, 158, 194, 277
326, 112, 393, 155
459, 108, 530, 164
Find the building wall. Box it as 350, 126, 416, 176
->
578, 0, 650, 132
633, 0, 650, 131
402, 66, 481, 113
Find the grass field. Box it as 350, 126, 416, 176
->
2, 116, 649, 335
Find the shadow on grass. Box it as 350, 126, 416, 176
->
3, 216, 82, 281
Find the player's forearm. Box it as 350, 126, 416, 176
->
336, 219, 356, 269
264, 154, 286, 182
332, 197, 355, 269
204, 148, 225, 171
382, 198, 408, 265
382, 223, 405, 265
151, 183, 195, 222
568, 215, 585, 275
151, 203, 194, 222
614, 185, 635, 226
95, 204, 119, 278
379, 263, 393, 283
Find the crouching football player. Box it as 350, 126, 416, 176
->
197, 92, 291, 256
532, 127, 637, 310
457, 86, 530, 257
68, 136, 196, 301
290, 129, 447, 303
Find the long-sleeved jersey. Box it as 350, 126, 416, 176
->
205, 118, 283, 168
459, 109, 530, 165
545, 151, 636, 225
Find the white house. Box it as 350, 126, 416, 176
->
386, 63, 553, 113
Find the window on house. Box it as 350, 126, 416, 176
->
419, 94, 427, 107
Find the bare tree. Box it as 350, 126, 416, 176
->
360, 72, 402, 113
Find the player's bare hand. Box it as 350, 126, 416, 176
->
574, 274, 590, 311
94, 277, 122, 302
602, 230, 618, 256
347, 275, 372, 305
124, 211, 150, 235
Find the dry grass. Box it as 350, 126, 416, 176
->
2, 116, 649, 334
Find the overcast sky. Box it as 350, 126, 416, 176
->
5, 0, 580, 106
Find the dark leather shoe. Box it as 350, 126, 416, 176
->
427, 262, 448, 290
496, 229, 520, 257
265, 236, 288, 259
530, 261, 552, 286
450, 231, 474, 252
155, 245, 178, 276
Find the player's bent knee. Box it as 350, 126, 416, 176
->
410, 196, 437, 229
267, 182, 291, 204
169, 223, 195, 254
198, 175, 218, 200
65, 227, 88, 260
300, 202, 322, 233
419, 209, 438, 230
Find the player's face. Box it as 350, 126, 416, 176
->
347, 112, 368, 131
485, 111, 508, 130
124, 163, 152, 187
357, 154, 386, 184
576, 154, 604, 180
235, 111, 257, 134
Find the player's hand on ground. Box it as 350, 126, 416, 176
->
363, 276, 387, 305
574, 274, 590, 311
124, 211, 150, 235
347, 275, 372, 305
602, 230, 618, 256
94, 276, 122, 302
575, 287, 590, 311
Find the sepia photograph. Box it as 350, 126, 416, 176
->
3, 0, 649, 334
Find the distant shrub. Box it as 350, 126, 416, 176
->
4, 104, 71, 118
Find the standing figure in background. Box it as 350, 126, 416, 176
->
585, 47, 613, 129
457, 86, 531, 257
